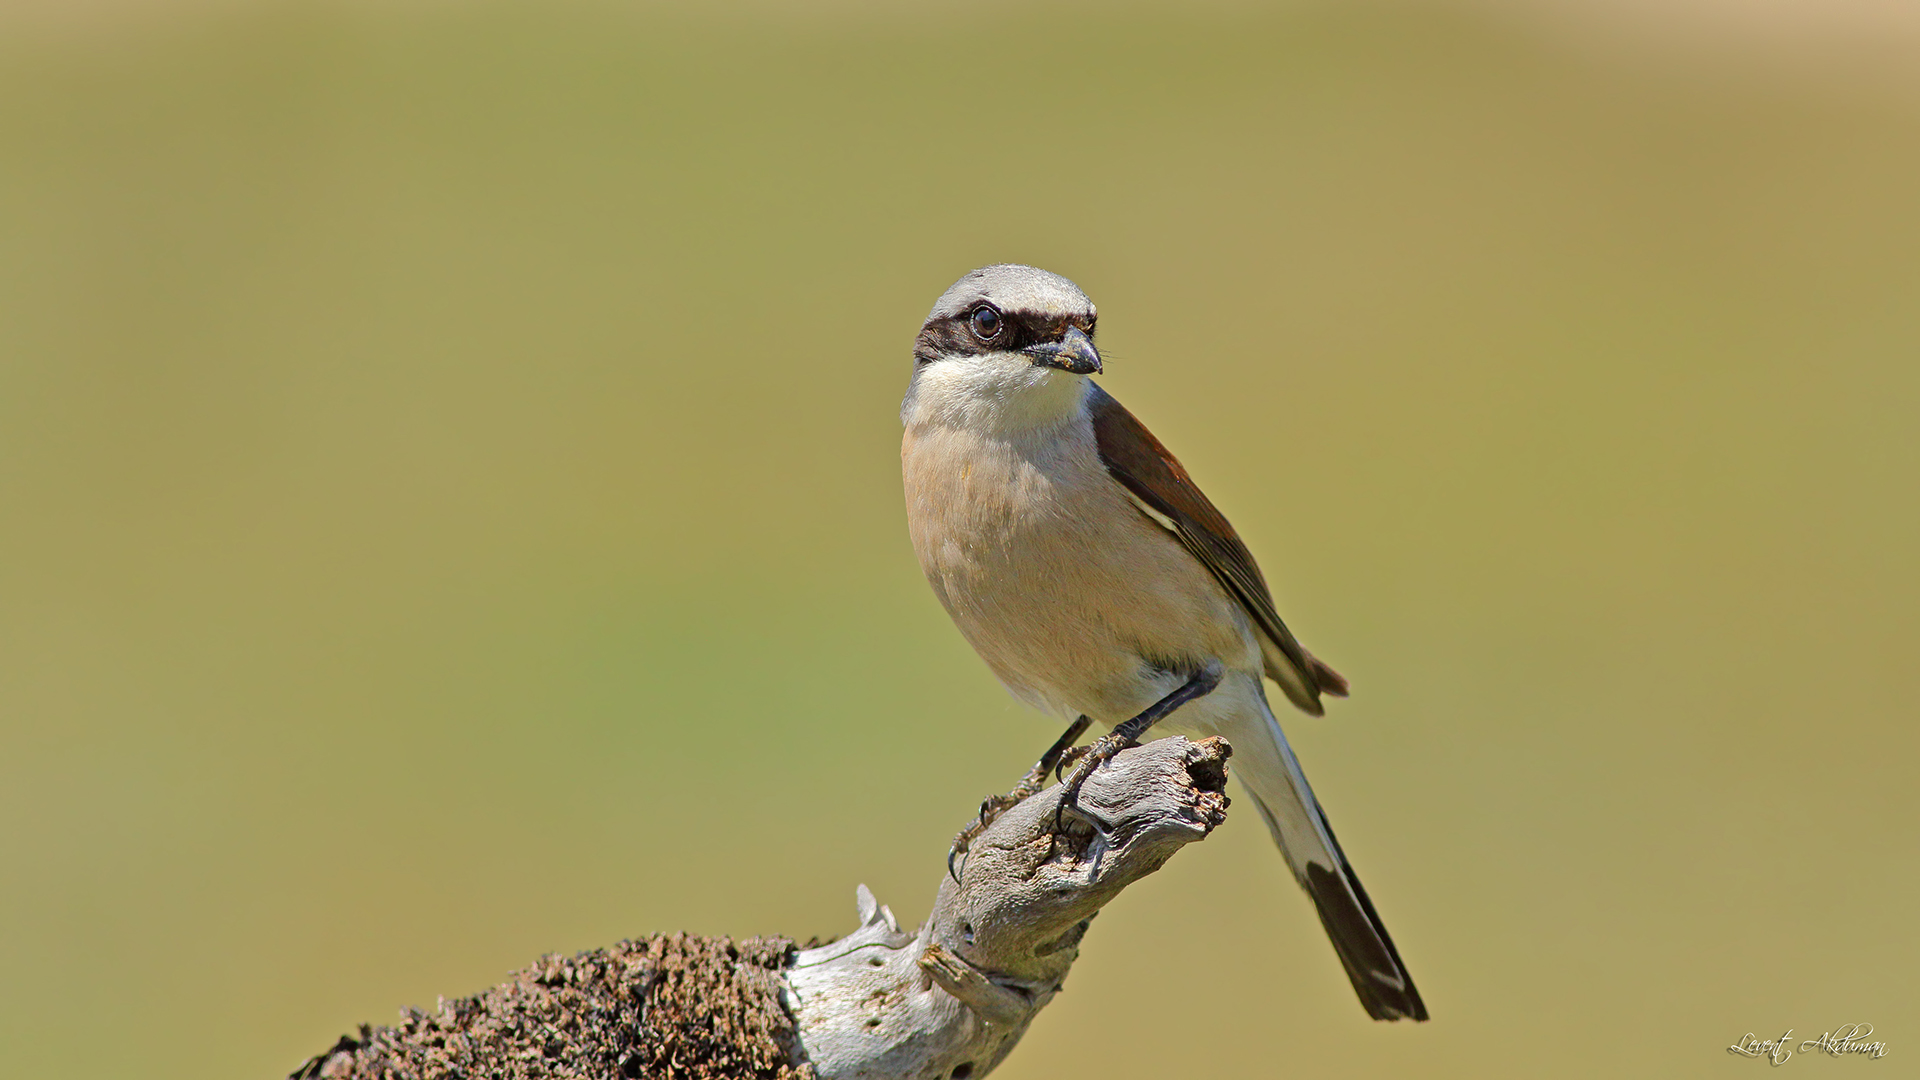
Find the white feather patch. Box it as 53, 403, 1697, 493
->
1124, 489, 1180, 536
904, 354, 1089, 435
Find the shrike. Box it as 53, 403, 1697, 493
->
899, 264, 1427, 1022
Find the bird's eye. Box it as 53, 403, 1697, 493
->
969, 306, 1002, 341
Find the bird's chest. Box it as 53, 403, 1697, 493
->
902, 421, 1116, 611
901, 419, 1245, 722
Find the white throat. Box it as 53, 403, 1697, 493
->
902, 353, 1090, 437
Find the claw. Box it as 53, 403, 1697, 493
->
1044, 782, 1114, 881
1085, 829, 1112, 882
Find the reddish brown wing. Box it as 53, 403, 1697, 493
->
1086, 383, 1346, 715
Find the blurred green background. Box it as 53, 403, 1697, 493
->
2, 1, 1915, 1077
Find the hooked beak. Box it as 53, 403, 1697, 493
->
1024, 325, 1102, 375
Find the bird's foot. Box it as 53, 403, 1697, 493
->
948, 716, 1092, 882
946, 793, 1024, 882
1050, 730, 1137, 881
1048, 663, 1226, 881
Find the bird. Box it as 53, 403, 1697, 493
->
899, 264, 1427, 1022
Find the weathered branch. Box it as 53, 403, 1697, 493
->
291, 735, 1230, 1080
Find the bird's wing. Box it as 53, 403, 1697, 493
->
1086, 382, 1348, 715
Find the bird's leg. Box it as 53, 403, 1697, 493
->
1001, 714, 1094, 807
948, 715, 1093, 882
1055, 662, 1225, 880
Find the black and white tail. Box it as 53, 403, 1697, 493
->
1222, 687, 1428, 1021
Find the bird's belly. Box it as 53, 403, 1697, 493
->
903, 422, 1258, 726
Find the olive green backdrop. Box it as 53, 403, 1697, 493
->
2, 3, 1914, 1077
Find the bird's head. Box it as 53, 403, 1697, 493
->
905, 264, 1101, 429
